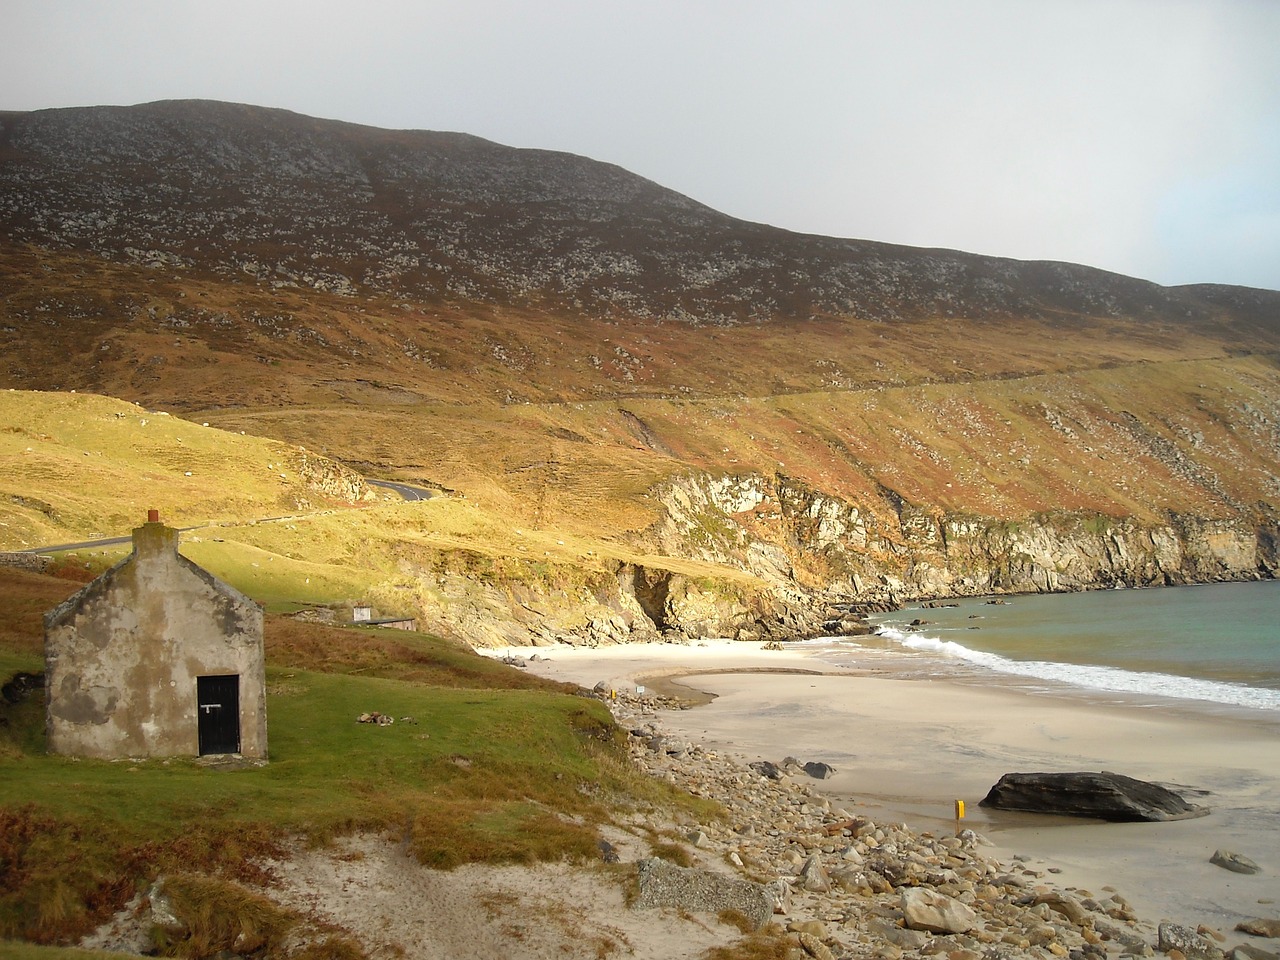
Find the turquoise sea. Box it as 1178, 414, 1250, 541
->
849, 580, 1280, 711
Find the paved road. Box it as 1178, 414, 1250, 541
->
12, 481, 432, 554
367, 479, 434, 501
12, 534, 136, 554
14, 525, 209, 555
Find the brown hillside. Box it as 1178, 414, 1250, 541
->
1, 100, 1278, 616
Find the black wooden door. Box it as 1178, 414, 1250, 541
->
197, 675, 241, 755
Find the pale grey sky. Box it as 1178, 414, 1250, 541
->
5, 0, 1279, 291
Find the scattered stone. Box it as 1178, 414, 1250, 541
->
1035, 892, 1090, 925
356, 711, 394, 725
762, 877, 791, 915
750, 759, 785, 780
980, 771, 1208, 821
787, 920, 827, 937
798, 853, 831, 892
804, 761, 837, 780
590, 669, 1226, 960
1158, 922, 1221, 960
1229, 945, 1280, 960
900, 887, 978, 934
1212, 850, 1262, 875
146, 880, 181, 929
633, 857, 773, 930
1237, 919, 1280, 939
798, 930, 838, 960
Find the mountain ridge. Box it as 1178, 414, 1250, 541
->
4, 99, 1278, 330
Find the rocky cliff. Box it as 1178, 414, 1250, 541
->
650, 471, 1277, 608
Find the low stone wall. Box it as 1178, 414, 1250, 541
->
0, 552, 52, 573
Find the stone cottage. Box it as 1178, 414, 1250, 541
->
44, 512, 267, 760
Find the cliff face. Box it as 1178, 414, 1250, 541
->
362, 552, 815, 649
650, 472, 1276, 608
375, 472, 1275, 649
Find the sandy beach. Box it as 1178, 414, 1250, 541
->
503, 639, 1280, 934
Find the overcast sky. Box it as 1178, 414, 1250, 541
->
5, 0, 1279, 291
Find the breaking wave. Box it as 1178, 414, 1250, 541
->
870, 626, 1280, 711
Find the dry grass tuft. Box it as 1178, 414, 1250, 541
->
699, 925, 795, 960
151, 873, 296, 958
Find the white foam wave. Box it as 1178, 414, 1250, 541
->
873, 626, 1280, 711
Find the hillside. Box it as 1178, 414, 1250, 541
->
2, 100, 1279, 644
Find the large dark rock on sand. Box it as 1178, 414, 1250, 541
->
979, 771, 1208, 822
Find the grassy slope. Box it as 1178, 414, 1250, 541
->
4, 245, 1278, 569
0, 566, 710, 948
4, 352, 1277, 623
0, 391, 767, 617
203, 354, 1280, 539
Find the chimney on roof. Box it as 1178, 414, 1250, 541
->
134, 510, 177, 557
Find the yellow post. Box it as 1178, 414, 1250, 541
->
954, 799, 966, 820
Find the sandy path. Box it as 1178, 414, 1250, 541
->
265, 832, 744, 960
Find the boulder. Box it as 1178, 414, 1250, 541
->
633, 857, 773, 930
900, 887, 978, 934
979, 771, 1208, 822
1159, 922, 1223, 960
1212, 849, 1261, 875
804, 761, 837, 780
749, 760, 785, 780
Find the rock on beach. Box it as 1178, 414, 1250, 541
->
979, 771, 1207, 821
596, 685, 1189, 960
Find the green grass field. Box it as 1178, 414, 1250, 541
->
0, 572, 715, 953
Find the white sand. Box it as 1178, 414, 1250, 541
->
510, 639, 1280, 933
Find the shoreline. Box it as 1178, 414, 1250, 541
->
501, 638, 1280, 935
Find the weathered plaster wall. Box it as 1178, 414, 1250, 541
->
44, 521, 267, 759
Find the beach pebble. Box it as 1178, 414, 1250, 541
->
1212, 849, 1263, 875
1236, 918, 1280, 938
1227, 946, 1280, 960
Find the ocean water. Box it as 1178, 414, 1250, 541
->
837, 580, 1280, 711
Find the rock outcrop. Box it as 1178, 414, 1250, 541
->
649, 471, 1279, 610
